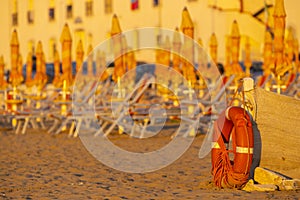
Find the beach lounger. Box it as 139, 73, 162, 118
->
128, 74, 235, 139
94, 73, 155, 137
281, 72, 299, 96
47, 78, 104, 136
13, 87, 61, 134
170, 75, 235, 138
255, 74, 272, 89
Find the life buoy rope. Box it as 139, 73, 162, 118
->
211, 106, 254, 189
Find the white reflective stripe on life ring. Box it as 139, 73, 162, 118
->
236, 146, 253, 154
212, 142, 253, 154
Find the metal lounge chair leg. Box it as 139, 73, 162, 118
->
94, 121, 108, 136
30, 119, 38, 129
22, 117, 30, 134
54, 118, 70, 135
48, 119, 59, 134
15, 119, 22, 134
103, 119, 120, 137
73, 119, 82, 138
171, 124, 183, 139
139, 118, 149, 139
39, 117, 46, 129
130, 122, 137, 137
103, 111, 126, 137
68, 120, 76, 137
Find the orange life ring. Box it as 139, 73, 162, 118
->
211, 106, 254, 189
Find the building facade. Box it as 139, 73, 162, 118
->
0, 0, 299, 70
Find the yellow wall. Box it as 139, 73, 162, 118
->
0, 0, 299, 70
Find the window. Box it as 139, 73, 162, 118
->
49, 8, 55, 21
66, 4, 73, 19
12, 13, 18, 26
85, 0, 93, 16
49, 0, 55, 21
12, 0, 18, 26
27, 0, 34, 24
105, 0, 112, 14
131, 0, 139, 10
153, 0, 159, 7
27, 11, 34, 24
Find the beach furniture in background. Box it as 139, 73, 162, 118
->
94, 73, 155, 137
170, 75, 235, 138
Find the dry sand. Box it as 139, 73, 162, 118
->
0, 128, 299, 199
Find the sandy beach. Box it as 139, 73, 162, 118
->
0, 128, 299, 199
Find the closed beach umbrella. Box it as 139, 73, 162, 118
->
60, 23, 73, 86
262, 31, 273, 73
0, 55, 7, 89
17, 54, 24, 84
76, 39, 84, 75
180, 7, 196, 86
9, 30, 22, 86
33, 41, 47, 88
209, 33, 218, 65
230, 20, 243, 75
87, 43, 94, 77
111, 14, 125, 83
97, 51, 109, 81
53, 49, 62, 88
172, 27, 182, 74
25, 52, 33, 87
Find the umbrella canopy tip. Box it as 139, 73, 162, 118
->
10, 29, 19, 45
273, 0, 286, 17
76, 40, 84, 54
210, 33, 218, 46
173, 27, 182, 44
87, 44, 93, 54
111, 14, 122, 36
181, 7, 194, 30
60, 23, 72, 42
36, 41, 43, 54
231, 20, 240, 37
0, 55, 4, 65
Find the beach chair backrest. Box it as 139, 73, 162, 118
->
128, 73, 155, 104
256, 74, 271, 88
